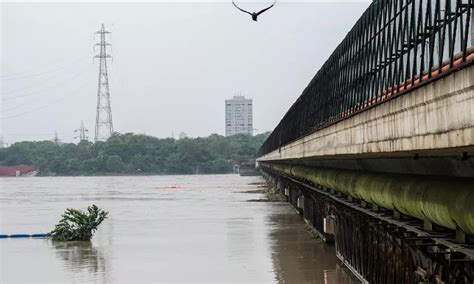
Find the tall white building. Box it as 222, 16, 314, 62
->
225, 95, 253, 136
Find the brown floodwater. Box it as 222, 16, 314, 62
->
0, 175, 359, 283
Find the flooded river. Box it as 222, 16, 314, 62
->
0, 175, 358, 283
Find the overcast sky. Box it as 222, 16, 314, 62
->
1, 1, 370, 144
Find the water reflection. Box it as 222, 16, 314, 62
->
51, 241, 106, 275
268, 205, 360, 284
333, 263, 360, 284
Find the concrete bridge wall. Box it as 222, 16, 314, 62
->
258, 65, 474, 163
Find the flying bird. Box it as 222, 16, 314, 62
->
232, 0, 276, 22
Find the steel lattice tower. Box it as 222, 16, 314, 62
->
94, 24, 114, 142
74, 121, 89, 142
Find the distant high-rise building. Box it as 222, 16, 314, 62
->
225, 95, 253, 136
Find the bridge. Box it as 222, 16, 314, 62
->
257, 0, 474, 283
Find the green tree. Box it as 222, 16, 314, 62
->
50, 204, 108, 241
106, 155, 124, 173
0, 131, 271, 175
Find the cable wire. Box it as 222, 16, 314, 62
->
1, 80, 91, 120
2, 66, 92, 101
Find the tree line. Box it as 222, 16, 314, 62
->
0, 132, 269, 175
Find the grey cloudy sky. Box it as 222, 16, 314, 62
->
1, 1, 370, 143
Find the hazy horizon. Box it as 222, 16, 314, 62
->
1, 1, 371, 144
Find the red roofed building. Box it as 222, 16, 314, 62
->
0, 165, 38, 177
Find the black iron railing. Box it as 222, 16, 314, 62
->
259, 0, 474, 157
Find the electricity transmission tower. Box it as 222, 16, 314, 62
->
53, 131, 61, 145
74, 121, 89, 142
94, 24, 114, 142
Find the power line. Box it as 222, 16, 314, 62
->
2, 64, 91, 98
1, 53, 90, 79
2, 76, 91, 113
1, 132, 63, 137
1, 80, 90, 120
1, 56, 88, 81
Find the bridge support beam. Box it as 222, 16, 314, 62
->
264, 163, 474, 236
262, 166, 474, 283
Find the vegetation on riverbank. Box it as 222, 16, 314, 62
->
0, 132, 269, 175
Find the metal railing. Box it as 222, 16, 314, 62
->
259, 0, 474, 157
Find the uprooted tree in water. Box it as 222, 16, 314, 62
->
51, 204, 108, 241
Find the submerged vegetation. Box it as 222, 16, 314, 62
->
0, 132, 269, 175
51, 205, 108, 241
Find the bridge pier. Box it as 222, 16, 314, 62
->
262, 165, 474, 283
